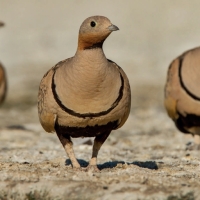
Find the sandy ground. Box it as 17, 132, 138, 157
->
1, 1, 200, 199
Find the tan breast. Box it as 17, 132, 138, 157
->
54, 52, 122, 114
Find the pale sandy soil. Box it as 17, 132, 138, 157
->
0, 1, 200, 200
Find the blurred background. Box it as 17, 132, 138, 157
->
1, 0, 200, 128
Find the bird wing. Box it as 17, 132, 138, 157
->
38, 59, 69, 133
164, 58, 179, 120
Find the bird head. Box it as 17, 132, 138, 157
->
78, 16, 119, 50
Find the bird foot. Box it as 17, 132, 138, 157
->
84, 165, 100, 172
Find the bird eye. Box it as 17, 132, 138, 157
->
90, 21, 96, 27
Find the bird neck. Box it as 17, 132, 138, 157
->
65, 48, 110, 97
74, 48, 108, 73
77, 33, 107, 51
77, 41, 104, 51
83, 42, 103, 50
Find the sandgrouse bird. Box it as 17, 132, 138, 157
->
38, 16, 131, 170
0, 21, 7, 105
164, 47, 200, 150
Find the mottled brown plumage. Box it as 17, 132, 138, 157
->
38, 16, 131, 170
164, 47, 200, 149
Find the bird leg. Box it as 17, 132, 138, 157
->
56, 132, 81, 169
87, 130, 111, 171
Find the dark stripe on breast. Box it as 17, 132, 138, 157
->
51, 69, 124, 118
178, 57, 200, 101
84, 42, 103, 50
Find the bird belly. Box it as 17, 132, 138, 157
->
54, 119, 118, 138
176, 113, 200, 135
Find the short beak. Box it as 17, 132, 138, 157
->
108, 24, 119, 31
0, 21, 4, 27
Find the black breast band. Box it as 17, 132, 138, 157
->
51, 66, 124, 119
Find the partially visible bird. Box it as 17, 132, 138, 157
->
0, 22, 4, 27
0, 21, 7, 105
38, 16, 131, 171
164, 47, 200, 150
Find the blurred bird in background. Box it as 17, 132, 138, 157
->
164, 47, 200, 150
0, 21, 7, 105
